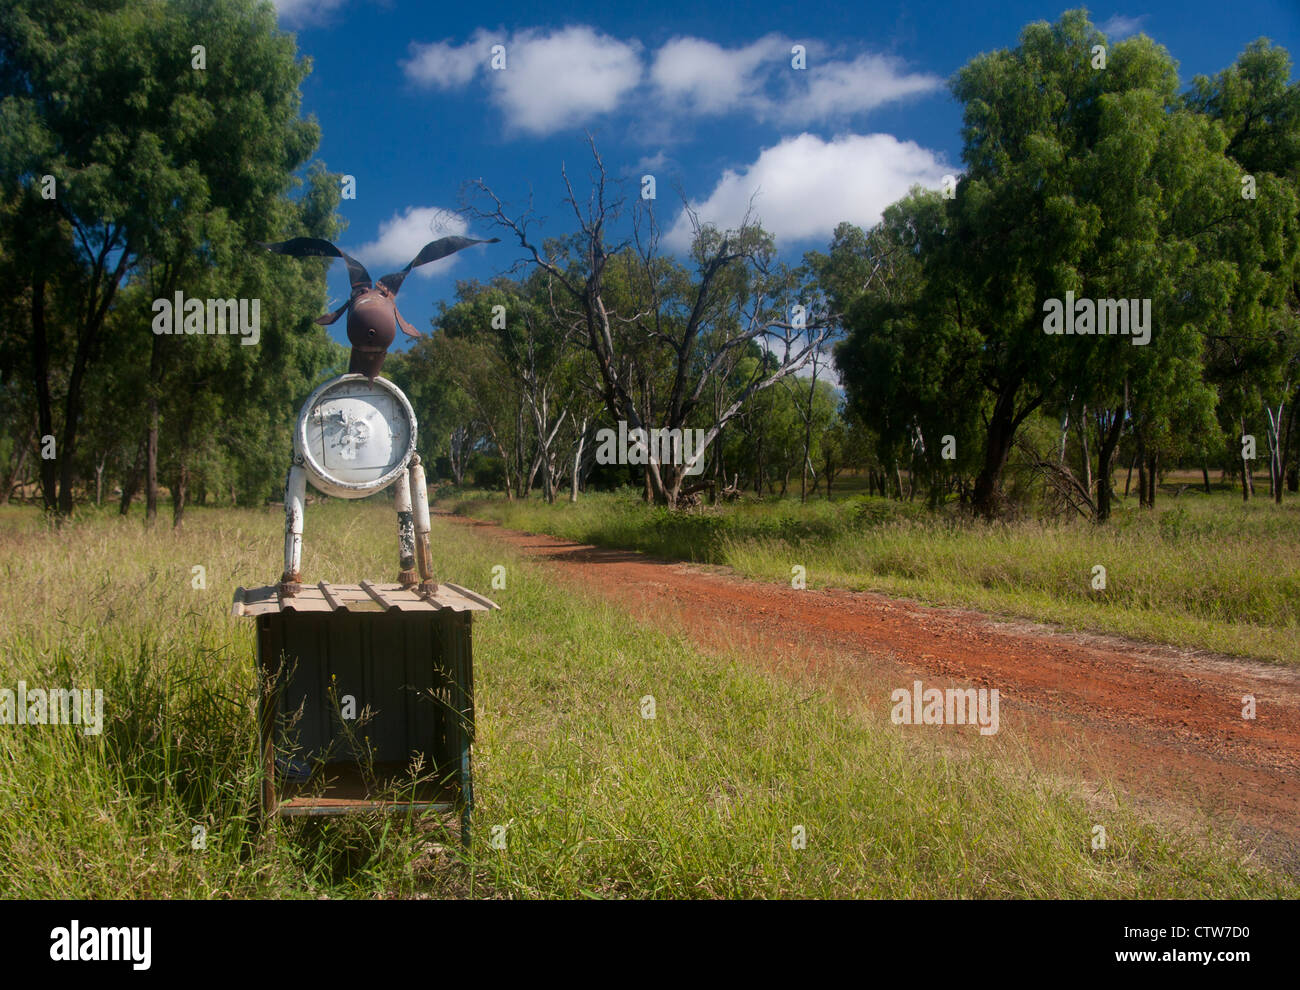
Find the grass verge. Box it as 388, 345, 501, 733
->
0, 501, 1289, 897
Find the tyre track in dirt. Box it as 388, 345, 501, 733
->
448, 514, 1300, 868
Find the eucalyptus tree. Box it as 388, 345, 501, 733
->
826, 192, 984, 505
0, 0, 337, 519
433, 274, 582, 501
832, 11, 1294, 520
1187, 40, 1300, 503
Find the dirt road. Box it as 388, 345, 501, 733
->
451, 514, 1300, 868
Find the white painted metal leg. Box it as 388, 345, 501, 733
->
409, 455, 437, 592
281, 463, 306, 593
394, 469, 416, 586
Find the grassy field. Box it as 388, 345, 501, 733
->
0, 500, 1292, 898
445, 485, 1300, 666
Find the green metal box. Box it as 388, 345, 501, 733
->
232, 581, 497, 837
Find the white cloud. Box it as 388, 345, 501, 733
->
779, 54, 942, 122
404, 26, 642, 136
271, 0, 350, 26
351, 206, 470, 279
405, 27, 940, 137
1098, 14, 1147, 40
664, 132, 950, 250
403, 29, 496, 89
651, 38, 941, 125
635, 150, 671, 174
650, 35, 786, 115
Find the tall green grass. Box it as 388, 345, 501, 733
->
0, 502, 1291, 897
446, 489, 1300, 665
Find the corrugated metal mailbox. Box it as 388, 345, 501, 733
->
232, 582, 495, 834
232, 365, 497, 842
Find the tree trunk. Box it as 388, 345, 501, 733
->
570, 419, 587, 503
30, 275, 58, 513
1202, 462, 1211, 494
171, 460, 188, 529
120, 436, 145, 515
1093, 412, 1123, 522
972, 386, 1039, 519
449, 426, 467, 486
1267, 403, 1289, 506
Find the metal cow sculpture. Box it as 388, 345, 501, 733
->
259, 233, 496, 597
259, 234, 497, 378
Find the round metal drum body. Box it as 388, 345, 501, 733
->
294, 374, 417, 498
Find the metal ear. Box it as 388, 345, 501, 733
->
394, 305, 422, 339
259, 238, 373, 292
314, 299, 350, 326
377, 235, 500, 296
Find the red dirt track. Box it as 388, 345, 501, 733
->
451, 514, 1300, 868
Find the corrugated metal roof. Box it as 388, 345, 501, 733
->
231, 580, 499, 617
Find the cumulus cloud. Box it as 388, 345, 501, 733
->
405, 26, 940, 137
663, 132, 950, 251
1098, 14, 1147, 40
779, 53, 942, 122
350, 206, 471, 278
650, 38, 941, 125
403, 28, 496, 89
650, 35, 787, 115
404, 26, 642, 136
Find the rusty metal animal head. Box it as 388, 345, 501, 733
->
258, 234, 498, 379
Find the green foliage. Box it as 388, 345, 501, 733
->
831, 10, 1300, 518
0, 0, 343, 514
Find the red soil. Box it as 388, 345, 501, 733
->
451, 514, 1300, 869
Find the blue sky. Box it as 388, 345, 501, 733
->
268, 0, 1300, 355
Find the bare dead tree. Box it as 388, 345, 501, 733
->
467, 135, 836, 506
